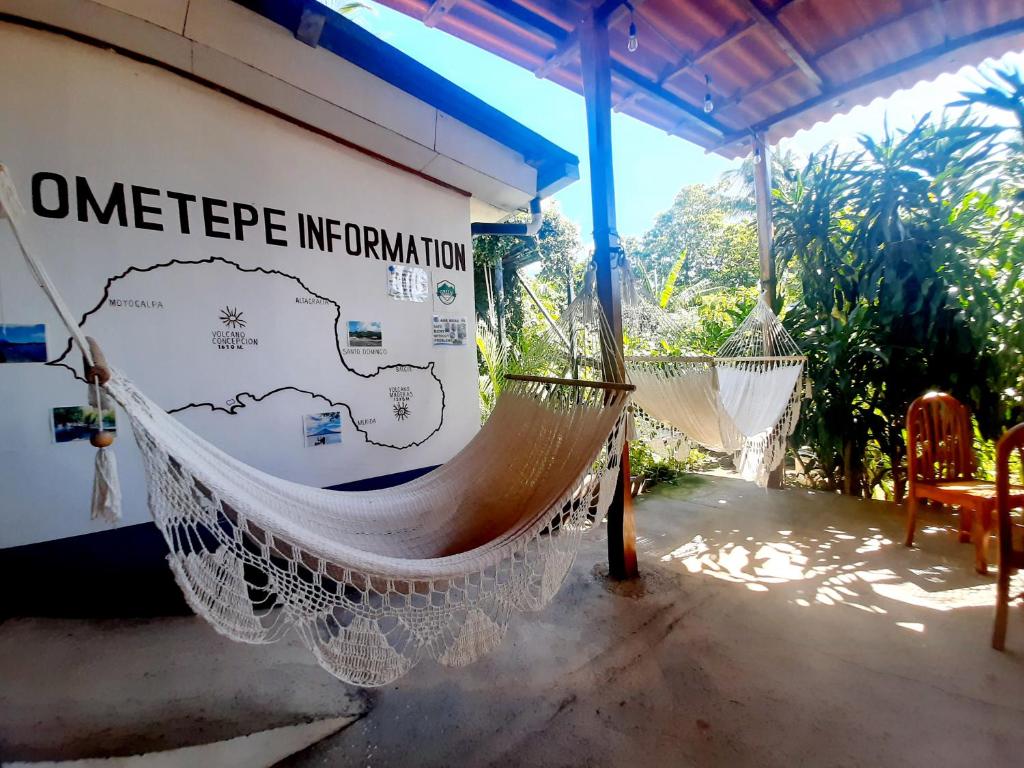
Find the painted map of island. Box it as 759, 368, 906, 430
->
51, 257, 444, 449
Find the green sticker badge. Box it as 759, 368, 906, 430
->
435, 279, 457, 306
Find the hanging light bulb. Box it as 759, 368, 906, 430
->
754, 143, 763, 164
703, 73, 714, 113
626, 2, 639, 52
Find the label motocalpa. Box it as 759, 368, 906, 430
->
435, 279, 456, 306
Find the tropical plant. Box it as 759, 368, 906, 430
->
776, 110, 1017, 498
473, 204, 585, 417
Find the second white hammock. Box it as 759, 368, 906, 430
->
626, 298, 806, 486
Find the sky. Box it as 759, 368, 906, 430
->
343, 1, 1022, 242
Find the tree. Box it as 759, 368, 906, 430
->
628, 182, 759, 292
472, 201, 583, 331
472, 202, 585, 415
776, 113, 1011, 497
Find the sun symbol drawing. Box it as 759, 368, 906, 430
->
219, 306, 246, 328
392, 403, 411, 421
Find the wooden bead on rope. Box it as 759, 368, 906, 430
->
82, 336, 111, 385
83, 336, 114, 448
91, 430, 115, 448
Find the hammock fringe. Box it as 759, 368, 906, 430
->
102, 372, 630, 686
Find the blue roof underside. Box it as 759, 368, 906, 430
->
235, 0, 580, 198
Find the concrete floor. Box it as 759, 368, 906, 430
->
2, 475, 1023, 767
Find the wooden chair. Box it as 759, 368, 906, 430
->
905, 392, 1024, 573
993, 423, 1024, 650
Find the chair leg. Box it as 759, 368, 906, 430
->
959, 507, 974, 544
992, 563, 1011, 650
905, 496, 919, 547
973, 512, 991, 575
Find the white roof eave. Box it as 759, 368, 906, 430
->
0, 0, 567, 213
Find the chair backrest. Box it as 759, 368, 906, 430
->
906, 392, 975, 484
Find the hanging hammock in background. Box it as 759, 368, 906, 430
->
563, 255, 807, 486
0, 165, 633, 687
626, 298, 806, 486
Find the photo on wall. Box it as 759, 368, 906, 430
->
432, 315, 468, 346
347, 321, 382, 348
0, 323, 46, 363
51, 405, 116, 444
303, 411, 342, 447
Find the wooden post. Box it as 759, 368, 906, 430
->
580, 7, 637, 580
753, 131, 785, 489
492, 260, 505, 348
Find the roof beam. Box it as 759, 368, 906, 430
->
711, 0, 950, 125
610, 61, 727, 137
423, 0, 460, 28
534, 0, 640, 78
659, 19, 757, 85
714, 64, 798, 113
615, 11, 759, 116
483, 0, 724, 136
713, 14, 1024, 152
472, 0, 567, 43
616, 19, 757, 112
733, 0, 824, 88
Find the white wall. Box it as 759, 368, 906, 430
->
0, 23, 480, 547
0, 0, 548, 214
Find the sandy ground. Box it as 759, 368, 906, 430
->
2, 475, 1023, 767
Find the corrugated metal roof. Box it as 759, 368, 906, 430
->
375, 0, 1024, 157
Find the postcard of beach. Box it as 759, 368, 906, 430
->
51, 405, 116, 444
0, 324, 46, 363
347, 320, 382, 348
304, 411, 342, 447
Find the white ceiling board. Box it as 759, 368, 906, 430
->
191, 43, 443, 176
0, 0, 193, 71
90, 0, 189, 33
184, 0, 439, 150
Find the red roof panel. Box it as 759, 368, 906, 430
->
375, 0, 1024, 157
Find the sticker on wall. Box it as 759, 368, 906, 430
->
0, 323, 46, 363
389, 385, 413, 422
433, 278, 457, 308
347, 321, 382, 348
212, 305, 258, 351
51, 405, 116, 444
303, 411, 342, 447
432, 315, 468, 346
387, 264, 429, 302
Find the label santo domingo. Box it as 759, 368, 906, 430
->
28, 171, 469, 271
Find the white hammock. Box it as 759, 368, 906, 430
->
626, 298, 806, 486
116, 371, 628, 686
0, 166, 631, 687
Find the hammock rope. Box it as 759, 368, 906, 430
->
0, 165, 633, 686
